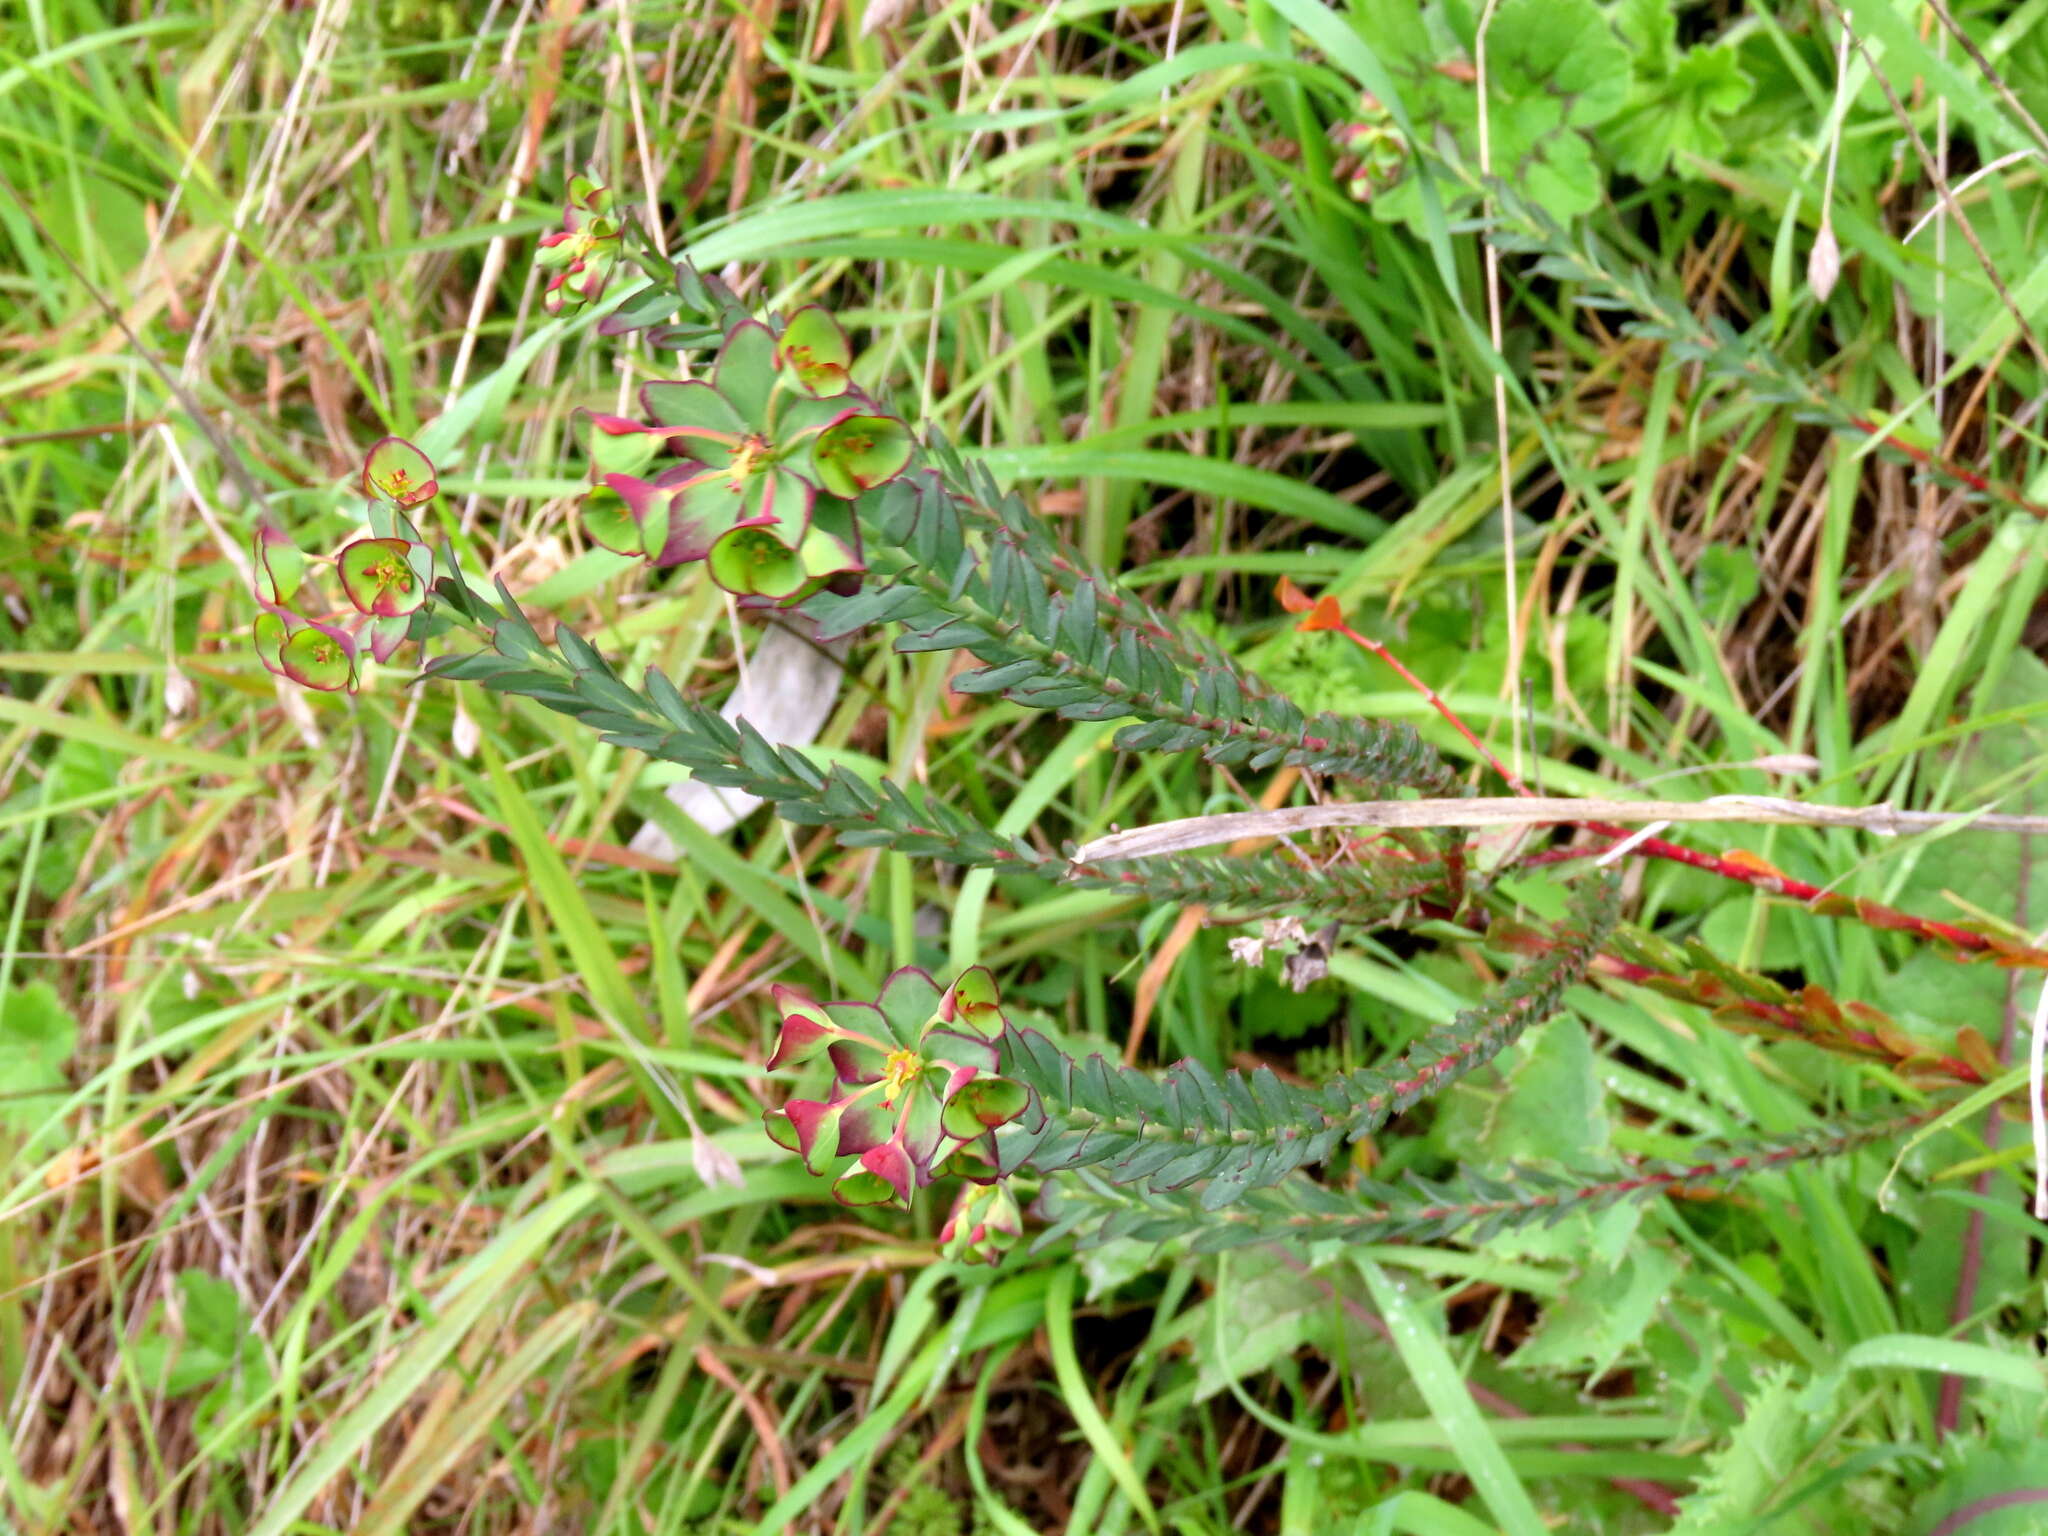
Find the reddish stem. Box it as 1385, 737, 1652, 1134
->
1845, 415, 2048, 523
1591, 955, 1984, 1085
1318, 616, 2038, 964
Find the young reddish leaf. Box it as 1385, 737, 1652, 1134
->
1275, 575, 1316, 614
938, 1182, 1021, 1265
765, 1097, 850, 1176
256, 520, 308, 606
537, 178, 621, 316
766, 990, 841, 1071
939, 966, 1006, 1037
277, 623, 356, 692
336, 537, 428, 617
578, 483, 642, 556
362, 436, 439, 509
810, 414, 912, 498
778, 306, 854, 398
252, 608, 291, 673
940, 1075, 1030, 1141
1298, 595, 1344, 633
364, 612, 412, 665
834, 1140, 915, 1208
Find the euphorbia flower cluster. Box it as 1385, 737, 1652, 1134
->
253, 437, 437, 692
1329, 95, 1408, 202
763, 967, 1030, 1255
574, 304, 911, 607
536, 176, 623, 317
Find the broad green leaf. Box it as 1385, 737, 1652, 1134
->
1481, 1015, 1607, 1166
0, 981, 76, 1152
1510, 1247, 1678, 1376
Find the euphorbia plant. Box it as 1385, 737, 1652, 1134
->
762, 967, 1028, 1217
574, 300, 901, 605
249, 179, 2021, 1274
535, 174, 623, 317
253, 435, 437, 692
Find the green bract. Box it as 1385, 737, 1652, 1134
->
336, 538, 430, 618
362, 436, 438, 509
277, 622, 355, 692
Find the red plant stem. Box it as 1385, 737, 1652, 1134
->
1322, 618, 2030, 962
1419, 892, 1983, 1085
1845, 415, 2048, 523
1591, 955, 1984, 1086
1328, 617, 1531, 796
1927, 1490, 2048, 1536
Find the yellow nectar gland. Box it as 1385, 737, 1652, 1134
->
879, 1047, 923, 1107
725, 435, 772, 489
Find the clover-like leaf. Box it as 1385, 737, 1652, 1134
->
336, 538, 428, 618
363, 436, 438, 509
779, 307, 854, 398
277, 622, 356, 692
810, 414, 913, 498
